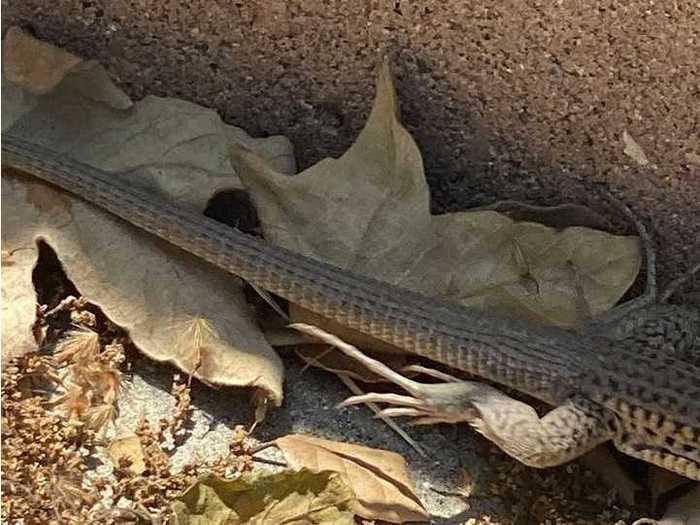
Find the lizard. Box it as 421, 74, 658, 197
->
2, 133, 699, 480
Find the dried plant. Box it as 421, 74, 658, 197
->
2, 352, 99, 524
2, 298, 126, 522
4, 296, 266, 523
54, 329, 101, 364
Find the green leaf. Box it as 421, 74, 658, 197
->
172, 470, 356, 525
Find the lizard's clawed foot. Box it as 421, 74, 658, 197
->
338, 385, 484, 425
290, 322, 498, 425
291, 323, 617, 469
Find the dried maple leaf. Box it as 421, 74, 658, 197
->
275, 434, 429, 523
231, 58, 640, 338
2, 28, 291, 406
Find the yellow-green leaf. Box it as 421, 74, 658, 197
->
172, 470, 356, 525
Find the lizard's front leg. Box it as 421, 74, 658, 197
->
345, 376, 616, 468
461, 394, 616, 468
292, 323, 616, 469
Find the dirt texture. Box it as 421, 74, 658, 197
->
2, 1, 699, 522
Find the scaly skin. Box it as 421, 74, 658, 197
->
3, 133, 699, 478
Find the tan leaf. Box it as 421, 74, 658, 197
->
275, 434, 429, 523
1, 234, 41, 359
108, 435, 146, 475
172, 470, 356, 525
231, 59, 640, 336
2, 28, 294, 404
622, 130, 650, 166
2, 26, 82, 95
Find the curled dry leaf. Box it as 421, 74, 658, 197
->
1, 28, 293, 405
659, 484, 700, 525
172, 470, 356, 525
1, 230, 42, 359
109, 435, 147, 476
231, 59, 641, 340
275, 434, 429, 523
2, 26, 81, 92
54, 329, 101, 364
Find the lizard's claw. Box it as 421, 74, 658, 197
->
291, 322, 493, 425
338, 383, 484, 424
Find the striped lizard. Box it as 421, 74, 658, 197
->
2, 134, 699, 480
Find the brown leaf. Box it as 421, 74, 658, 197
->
2, 26, 82, 95
2, 29, 294, 404
648, 467, 695, 509
1, 225, 41, 360
475, 200, 611, 230
232, 59, 640, 334
580, 447, 642, 506
275, 434, 429, 523
108, 435, 146, 475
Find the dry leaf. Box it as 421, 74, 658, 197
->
275, 434, 429, 523
1, 241, 41, 359
231, 59, 640, 336
109, 435, 146, 475
622, 130, 650, 166
2, 26, 82, 95
172, 470, 356, 525
1, 28, 292, 405
580, 448, 642, 506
